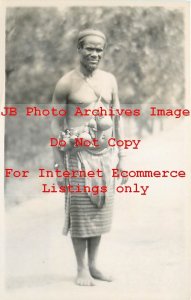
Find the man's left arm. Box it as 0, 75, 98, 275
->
111, 74, 128, 184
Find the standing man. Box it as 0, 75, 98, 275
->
51, 29, 127, 286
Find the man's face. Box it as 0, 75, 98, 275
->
78, 35, 105, 71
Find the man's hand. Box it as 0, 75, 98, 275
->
57, 178, 65, 187
54, 163, 65, 187
116, 156, 128, 185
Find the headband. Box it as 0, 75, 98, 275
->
78, 29, 106, 43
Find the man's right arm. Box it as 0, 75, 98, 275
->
51, 78, 68, 169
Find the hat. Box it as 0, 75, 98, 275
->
78, 29, 106, 43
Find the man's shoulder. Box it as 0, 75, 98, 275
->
56, 69, 76, 86
54, 70, 76, 96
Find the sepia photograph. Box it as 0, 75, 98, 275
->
2, 1, 191, 299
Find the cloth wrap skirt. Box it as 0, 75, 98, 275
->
62, 147, 119, 238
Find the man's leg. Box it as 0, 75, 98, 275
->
71, 237, 95, 286
87, 236, 113, 282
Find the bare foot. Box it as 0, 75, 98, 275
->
89, 266, 113, 282
76, 268, 95, 286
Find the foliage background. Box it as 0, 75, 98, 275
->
5, 6, 185, 177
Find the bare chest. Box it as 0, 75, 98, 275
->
67, 75, 113, 106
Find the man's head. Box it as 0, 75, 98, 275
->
77, 29, 106, 72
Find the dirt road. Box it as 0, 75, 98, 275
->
4, 121, 191, 300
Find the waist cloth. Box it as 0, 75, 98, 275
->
62, 147, 119, 238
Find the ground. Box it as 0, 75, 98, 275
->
4, 119, 191, 300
